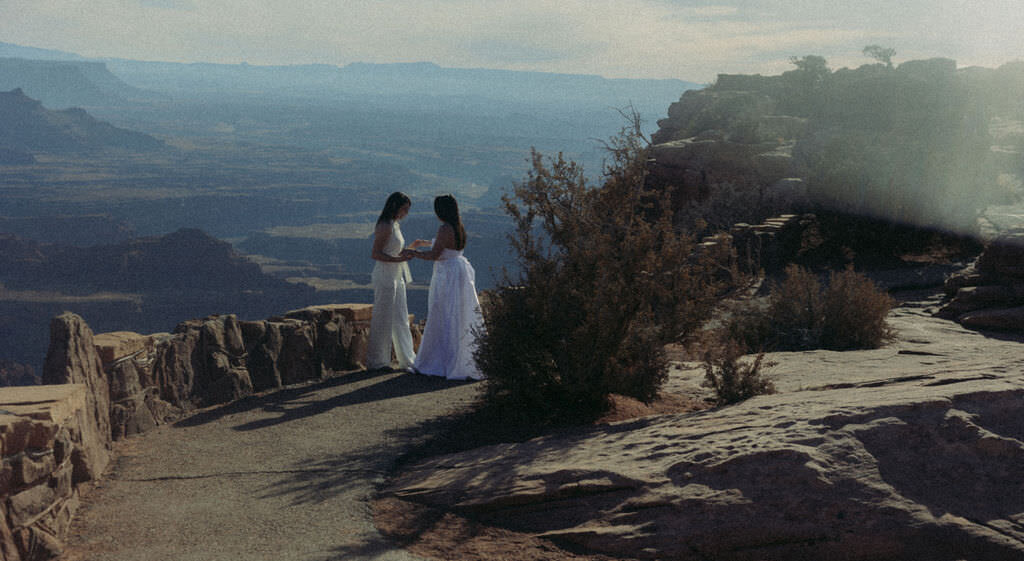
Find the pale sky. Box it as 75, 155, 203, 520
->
2, 0, 1023, 82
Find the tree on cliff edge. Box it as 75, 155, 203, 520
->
863, 45, 897, 68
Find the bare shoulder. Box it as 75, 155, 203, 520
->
374, 221, 392, 236
436, 223, 455, 247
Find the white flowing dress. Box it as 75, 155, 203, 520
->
367, 220, 416, 370
413, 248, 485, 380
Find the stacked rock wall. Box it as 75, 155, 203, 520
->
0, 385, 109, 561
66, 303, 393, 440
0, 302, 410, 559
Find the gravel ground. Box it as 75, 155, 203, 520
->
59, 369, 483, 561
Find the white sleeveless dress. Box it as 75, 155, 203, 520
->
367, 220, 415, 370
413, 248, 485, 380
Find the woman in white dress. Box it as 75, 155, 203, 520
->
409, 194, 485, 380
367, 192, 417, 372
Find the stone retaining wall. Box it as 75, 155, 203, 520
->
46, 303, 412, 441
0, 385, 108, 561
0, 302, 415, 559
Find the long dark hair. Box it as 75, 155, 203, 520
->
434, 194, 466, 250
377, 192, 411, 224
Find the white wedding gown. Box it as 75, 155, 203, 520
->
413, 248, 485, 380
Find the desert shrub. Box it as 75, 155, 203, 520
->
702, 339, 776, 405
725, 264, 894, 352
821, 268, 895, 349
765, 264, 825, 349
475, 116, 721, 423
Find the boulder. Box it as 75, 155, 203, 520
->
239, 320, 285, 391
46, 303, 380, 442
650, 138, 779, 172
283, 303, 382, 372
110, 392, 158, 440
277, 320, 319, 386
151, 323, 202, 408
757, 115, 808, 141
106, 357, 144, 402
940, 229, 1024, 330
154, 315, 252, 407
40, 314, 110, 482
976, 229, 1024, 279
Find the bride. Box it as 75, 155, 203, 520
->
409, 194, 485, 380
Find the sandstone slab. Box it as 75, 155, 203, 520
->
0, 385, 86, 426
384, 299, 1024, 560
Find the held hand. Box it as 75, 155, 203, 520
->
399, 249, 416, 260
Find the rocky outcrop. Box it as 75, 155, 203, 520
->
0, 88, 162, 153
939, 228, 1024, 331
691, 213, 816, 275
0, 385, 108, 561
383, 303, 1024, 560
647, 84, 806, 207
647, 59, 1002, 238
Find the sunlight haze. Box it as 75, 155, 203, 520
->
3, 0, 1023, 81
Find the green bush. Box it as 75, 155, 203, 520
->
726, 264, 894, 352
702, 339, 776, 405
475, 118, 721, 423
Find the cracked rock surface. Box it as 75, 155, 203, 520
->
384, 294, 1024, 561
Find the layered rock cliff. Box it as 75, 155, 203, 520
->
0, 88, 162, 154
648, 58, 1022, 237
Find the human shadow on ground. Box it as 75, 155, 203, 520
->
255, 375, 488, 507
264, 403, 668, 508
230, 371, 474, 432
260, 394, 708, 560
174, 368, 468, 429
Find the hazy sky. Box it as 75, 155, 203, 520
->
3, 0, 1023, 82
